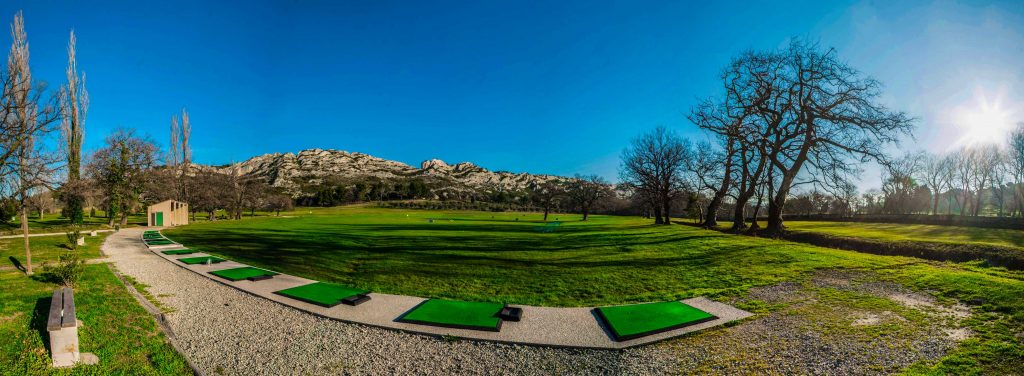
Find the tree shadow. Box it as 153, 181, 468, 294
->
8, 256, 24, 272
29, 296, 52, 355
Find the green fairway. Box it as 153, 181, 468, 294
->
163, 206, 1024, 372
209, 266, 277, 281
161, 249, 195, 255
596, 301, 716, 341
178, 256, 225, 265
785, 221, 1024, 250
398, 299, 504, 331
274, 282, 368, 307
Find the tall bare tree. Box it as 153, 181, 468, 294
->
920, 152, 953, 215
3, 12, 61, 275
761, 41, 913, 233
59, 29, 88, 225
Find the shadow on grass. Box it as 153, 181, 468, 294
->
29, 296, 52, 355
8, 255, 24, 272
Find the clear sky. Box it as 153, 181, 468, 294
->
2, 0, 1022, 188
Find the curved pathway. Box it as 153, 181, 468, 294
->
104, 227, 744, 374
142, 229, 749, 349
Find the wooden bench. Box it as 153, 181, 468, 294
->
46, 287, 98, 368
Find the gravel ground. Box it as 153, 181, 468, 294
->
104, 230, 970, 375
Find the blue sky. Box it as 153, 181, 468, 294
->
2, 0, 1023, 188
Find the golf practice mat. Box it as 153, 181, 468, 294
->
595, 301, 717, 341
397, 299, 505, 331
145, 239, 174, 245
177, 256, 226, 265
161, 249, 195, 255
274, 282, 371, 307
209, 266, 278, 281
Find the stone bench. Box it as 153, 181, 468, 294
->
46, 287, 98, 368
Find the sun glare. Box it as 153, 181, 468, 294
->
954, 94, 1016, 147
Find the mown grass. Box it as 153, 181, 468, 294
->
1, 234, 105, 271
0, 233, 190, 375
785, 221, 1024, 250
165, 206, 1024, 374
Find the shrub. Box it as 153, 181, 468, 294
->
65, 229, 81, 251
47, 249, 85, 287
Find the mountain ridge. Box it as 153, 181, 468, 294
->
213, 148, 572, 198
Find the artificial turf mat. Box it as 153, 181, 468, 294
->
397, 299, 504, 331
178, 256, 226, 265
146, 240, 174, 245
595, 301, 716, 341
209, 266, 278, 281
274, 282, 369, 307
161, 249, 195, 255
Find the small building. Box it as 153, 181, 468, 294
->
147, 200, 189, 227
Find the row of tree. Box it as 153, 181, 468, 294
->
620, 40, 916, 233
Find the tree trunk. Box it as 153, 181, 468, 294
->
653, 205, 663, 224
21, 206, 31, 275
662, 197, 671, 225
582, 206, 590, 221
543, 207, 549, 222
932, 193, 940, 216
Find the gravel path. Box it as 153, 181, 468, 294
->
104, 229, 969, 375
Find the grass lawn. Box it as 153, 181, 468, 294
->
0, 212, 147, 236
165, 205, 1024, 373
0, 233, 190, 374
785, 221, 1024, 250
1, 233, 105, 271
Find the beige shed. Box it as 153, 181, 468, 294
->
147, 199, 189, 227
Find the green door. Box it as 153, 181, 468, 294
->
156, 212, 164, 226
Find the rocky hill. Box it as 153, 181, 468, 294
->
215, 148, 570, 197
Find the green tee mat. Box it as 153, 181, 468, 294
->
594, 301, 717, 341
177, 256, 226, 265
208, 266, 278, 281
161, 249, 195, 255
146, 240, 174, 245
274, 282, 370, 307
397, 299, 505, 331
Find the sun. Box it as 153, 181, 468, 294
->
954, 93, 1016, 147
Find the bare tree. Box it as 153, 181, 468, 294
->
619, 126, 690, 224
530, 181, 564, 221
566, 174, 609, 221
920, 152, 953, 215
761, 41, 913, 233
3, 12, 61, 275
1009, 123, 1024, 217
969, 145, 1002, 216
880, 152, 923, 214
58, 29, 87, 225
688, 100, 742, 228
